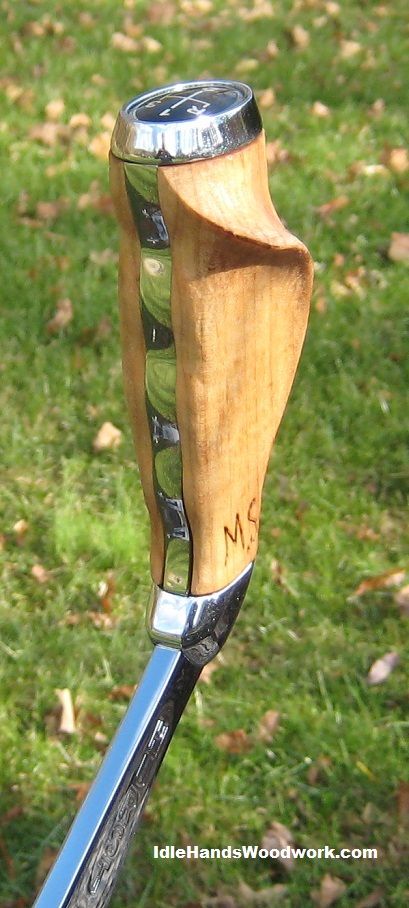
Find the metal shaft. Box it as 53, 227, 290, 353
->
33, 647, 200, 908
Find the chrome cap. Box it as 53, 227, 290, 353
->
111, 79, 262, 165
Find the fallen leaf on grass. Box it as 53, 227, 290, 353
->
77, 181, 114, 215
352, 568, 406, 597
88, 611, 118, 630
394, 584, 409, 614
316, 196, 349, 218
261, 821, 294, 871
265, 39, 279, 58
311, 873, 346, 907
215, 729, 251, 754
397, 781, 409, 823
13, 518, 29, 541
258, 88, 275, 108
45, 98, 65, 121
339, 39, 361, 59
88, 132, 111, 161
68, 780, 92, 803
204, 896, 237, 908
311, 101, 330, 117
291, 25, 310, 49
89, 248, 118, 266
199, 653, 225, 684
93, 421, 122, 452
381, 147, 408, 174
265, 140, 290, 167
257, 710, 280, 742
111, 31, 139, 52
36, 198, 68, 222
55, 688, 76, 734
238, 881, 287, 904
109, 684, 136, 701
388, 232, 409, 264
141, 35, 163, 53
355, 889, 385, 908
307, 755, 332, 785
367, 651, 400, 686
29, 122, 69, 146
97, 571, 116, 612
31, 563, 50, 584
46, 298, 73, 334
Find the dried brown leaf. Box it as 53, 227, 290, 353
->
311, 874, 347, 907
108, 684, 136, 701
257, 710, 280, 742
367, 651, 400, 686
265, 39, 279, 58
353, 568, 406, 596
36, 198, 68, 222
381, 147, 408, 174
88, 611, 118, 630
92, 421, 122, 452
355, 889, 384, 908
13, 518, 29, 540
311, 101, 330, 117
291, 25, 310, 49
46, 298, 73, 334
68, 780, 92, 803
141, 35, 163, 53
339, 39, 361, 59
258, 88, 275, 109
29, 121, 69, 146
394, 584, 409, 614
88, 131, 111, 161
69, 112, 91, 130
307, 754, 332, 785
55, 688, 76, 734
235, 58, 259, 74
317, 196, 349, 218
238, 881, 288, 905
89, 248, 118, 266
388, 232, 409, 264
97, 571, 116, 612
261, 821, 294, 870
31, 563, 50, 584
215, 729, 251, 754
199, 655, 223, 684
45, 98, 65, 121
265, 140, 290, 167
111, 31, 139, 52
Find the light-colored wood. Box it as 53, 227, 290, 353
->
109, 152, 164, 584
158, 132, 313, 594
111, 132, 313, 595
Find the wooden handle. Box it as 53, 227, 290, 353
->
110, 132, 313, 596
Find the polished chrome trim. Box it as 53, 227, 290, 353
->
33, 646, 201, 908
111, 79, 262, 165
148, 563, 253, 666
124, 162, 191, 594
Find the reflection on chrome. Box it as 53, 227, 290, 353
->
125, 162, 192, 595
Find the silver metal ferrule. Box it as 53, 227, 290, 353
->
148, 563, 253, 666
111, 79, 262, 165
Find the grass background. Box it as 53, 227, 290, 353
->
0, 1, 408, 906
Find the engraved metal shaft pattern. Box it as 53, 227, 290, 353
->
124, 163, 191, 595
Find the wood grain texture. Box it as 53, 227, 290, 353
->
109, 152, 165, 584
158, 131, 313, 594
